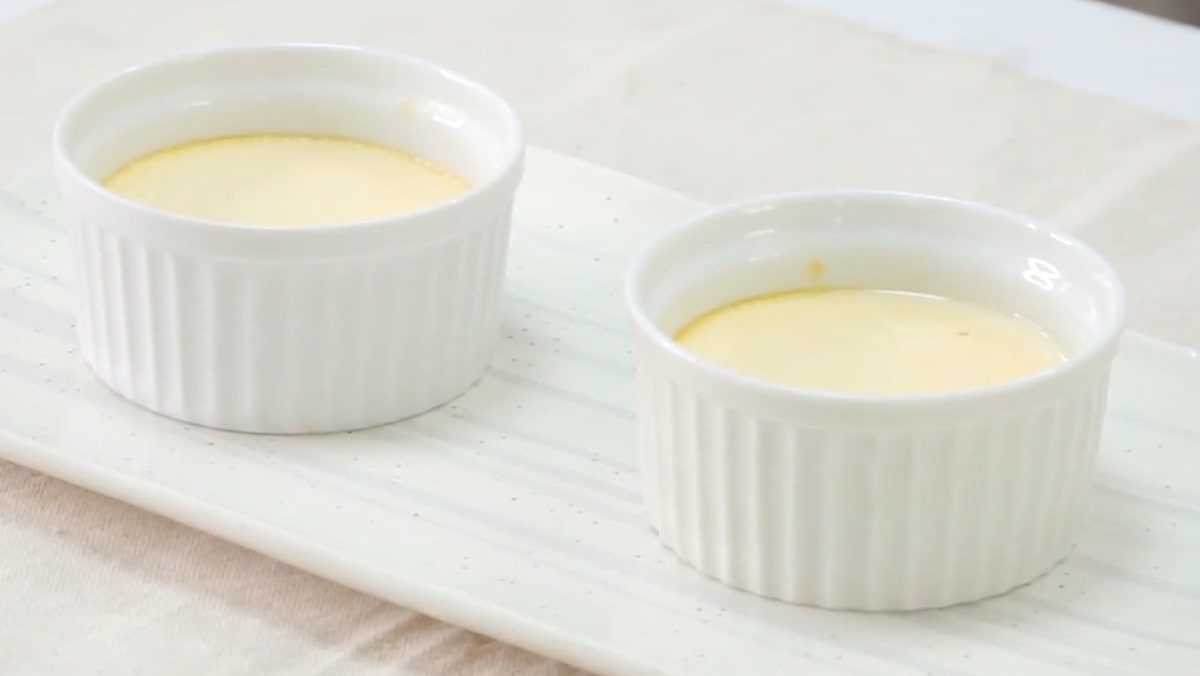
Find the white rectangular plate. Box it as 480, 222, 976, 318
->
1, 148, 1197, 674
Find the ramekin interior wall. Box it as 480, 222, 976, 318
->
58, 47, 518, 186
636, 195, 1122, 354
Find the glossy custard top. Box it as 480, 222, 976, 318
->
675, 288, 1065, 395
103, 134, 468, 227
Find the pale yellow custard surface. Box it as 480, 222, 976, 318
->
103, 135, 469, 227
674, 288, 1065, 395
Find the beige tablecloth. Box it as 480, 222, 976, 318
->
1, 0, 1197, 673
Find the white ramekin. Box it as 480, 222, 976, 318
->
54, 44, 523, 433
625, 191, 1125, 610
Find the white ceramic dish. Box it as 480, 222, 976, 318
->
0, 148, 1196, 674
53, 44, 524, 433
625, 192, 1125, 610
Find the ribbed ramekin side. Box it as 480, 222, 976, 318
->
637, 360, 1111, 610
71, 207, 512, 434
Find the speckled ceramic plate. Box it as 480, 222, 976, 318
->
1, 148, 1197, 674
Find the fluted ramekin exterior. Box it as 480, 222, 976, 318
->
625, 191, 1125, 610
65, 203, 512, 433
635, 337, 1111, 610
54, 45, 524, 433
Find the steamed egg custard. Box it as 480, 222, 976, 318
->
103, 134, 469, 227
674, 288, 1066, 395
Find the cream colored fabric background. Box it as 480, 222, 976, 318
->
1, 0, 1196, 673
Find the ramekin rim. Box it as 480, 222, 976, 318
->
51, 42, 525, 235
623, 189, 1127, 409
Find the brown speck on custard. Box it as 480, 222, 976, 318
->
808, 259, 825, 278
